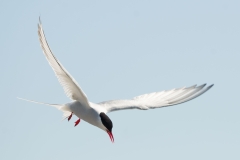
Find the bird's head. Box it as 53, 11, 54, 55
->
99, 112, 114, 143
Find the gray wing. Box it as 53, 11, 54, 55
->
38, 19, 89, 105
98, 84, 213, 113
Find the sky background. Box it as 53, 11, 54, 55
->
1, 0, 240, 159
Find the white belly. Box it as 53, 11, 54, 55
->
66, 101, 105, 130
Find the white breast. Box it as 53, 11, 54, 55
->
66, 101, 107, 131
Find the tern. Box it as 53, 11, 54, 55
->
18, 20, 214, 143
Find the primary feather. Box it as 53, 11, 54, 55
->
38, 20, 89, 106
98, 84, 214, 113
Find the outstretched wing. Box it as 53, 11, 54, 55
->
38, 19, 89, 105
98, 84, 213, 113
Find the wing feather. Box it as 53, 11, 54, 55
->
98, 84, 213, 113
38, 19, 89, 105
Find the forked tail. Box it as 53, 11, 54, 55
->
17, 97, 72, 119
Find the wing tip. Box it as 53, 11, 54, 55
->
199, 83, 206, 87
207, 84, 214, 89
209, 84, 214, 87
39, 16, 42, 25
38, 17, 43, 31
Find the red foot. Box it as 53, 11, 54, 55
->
74, 119, 80, 127
68, 113, 73, 121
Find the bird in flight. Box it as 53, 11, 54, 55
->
18, 19, 214, 143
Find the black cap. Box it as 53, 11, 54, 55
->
100, 112, 113, 132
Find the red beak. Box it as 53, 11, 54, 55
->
107, 131, 114, 143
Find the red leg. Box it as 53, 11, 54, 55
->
74, 119, 81, 127
68, 113, 73, 121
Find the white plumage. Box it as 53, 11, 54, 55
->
18, 19, 214, 142
38, 19, 89, 106
99, 84, 213, 113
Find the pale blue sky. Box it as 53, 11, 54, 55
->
1, 0, 240, 159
